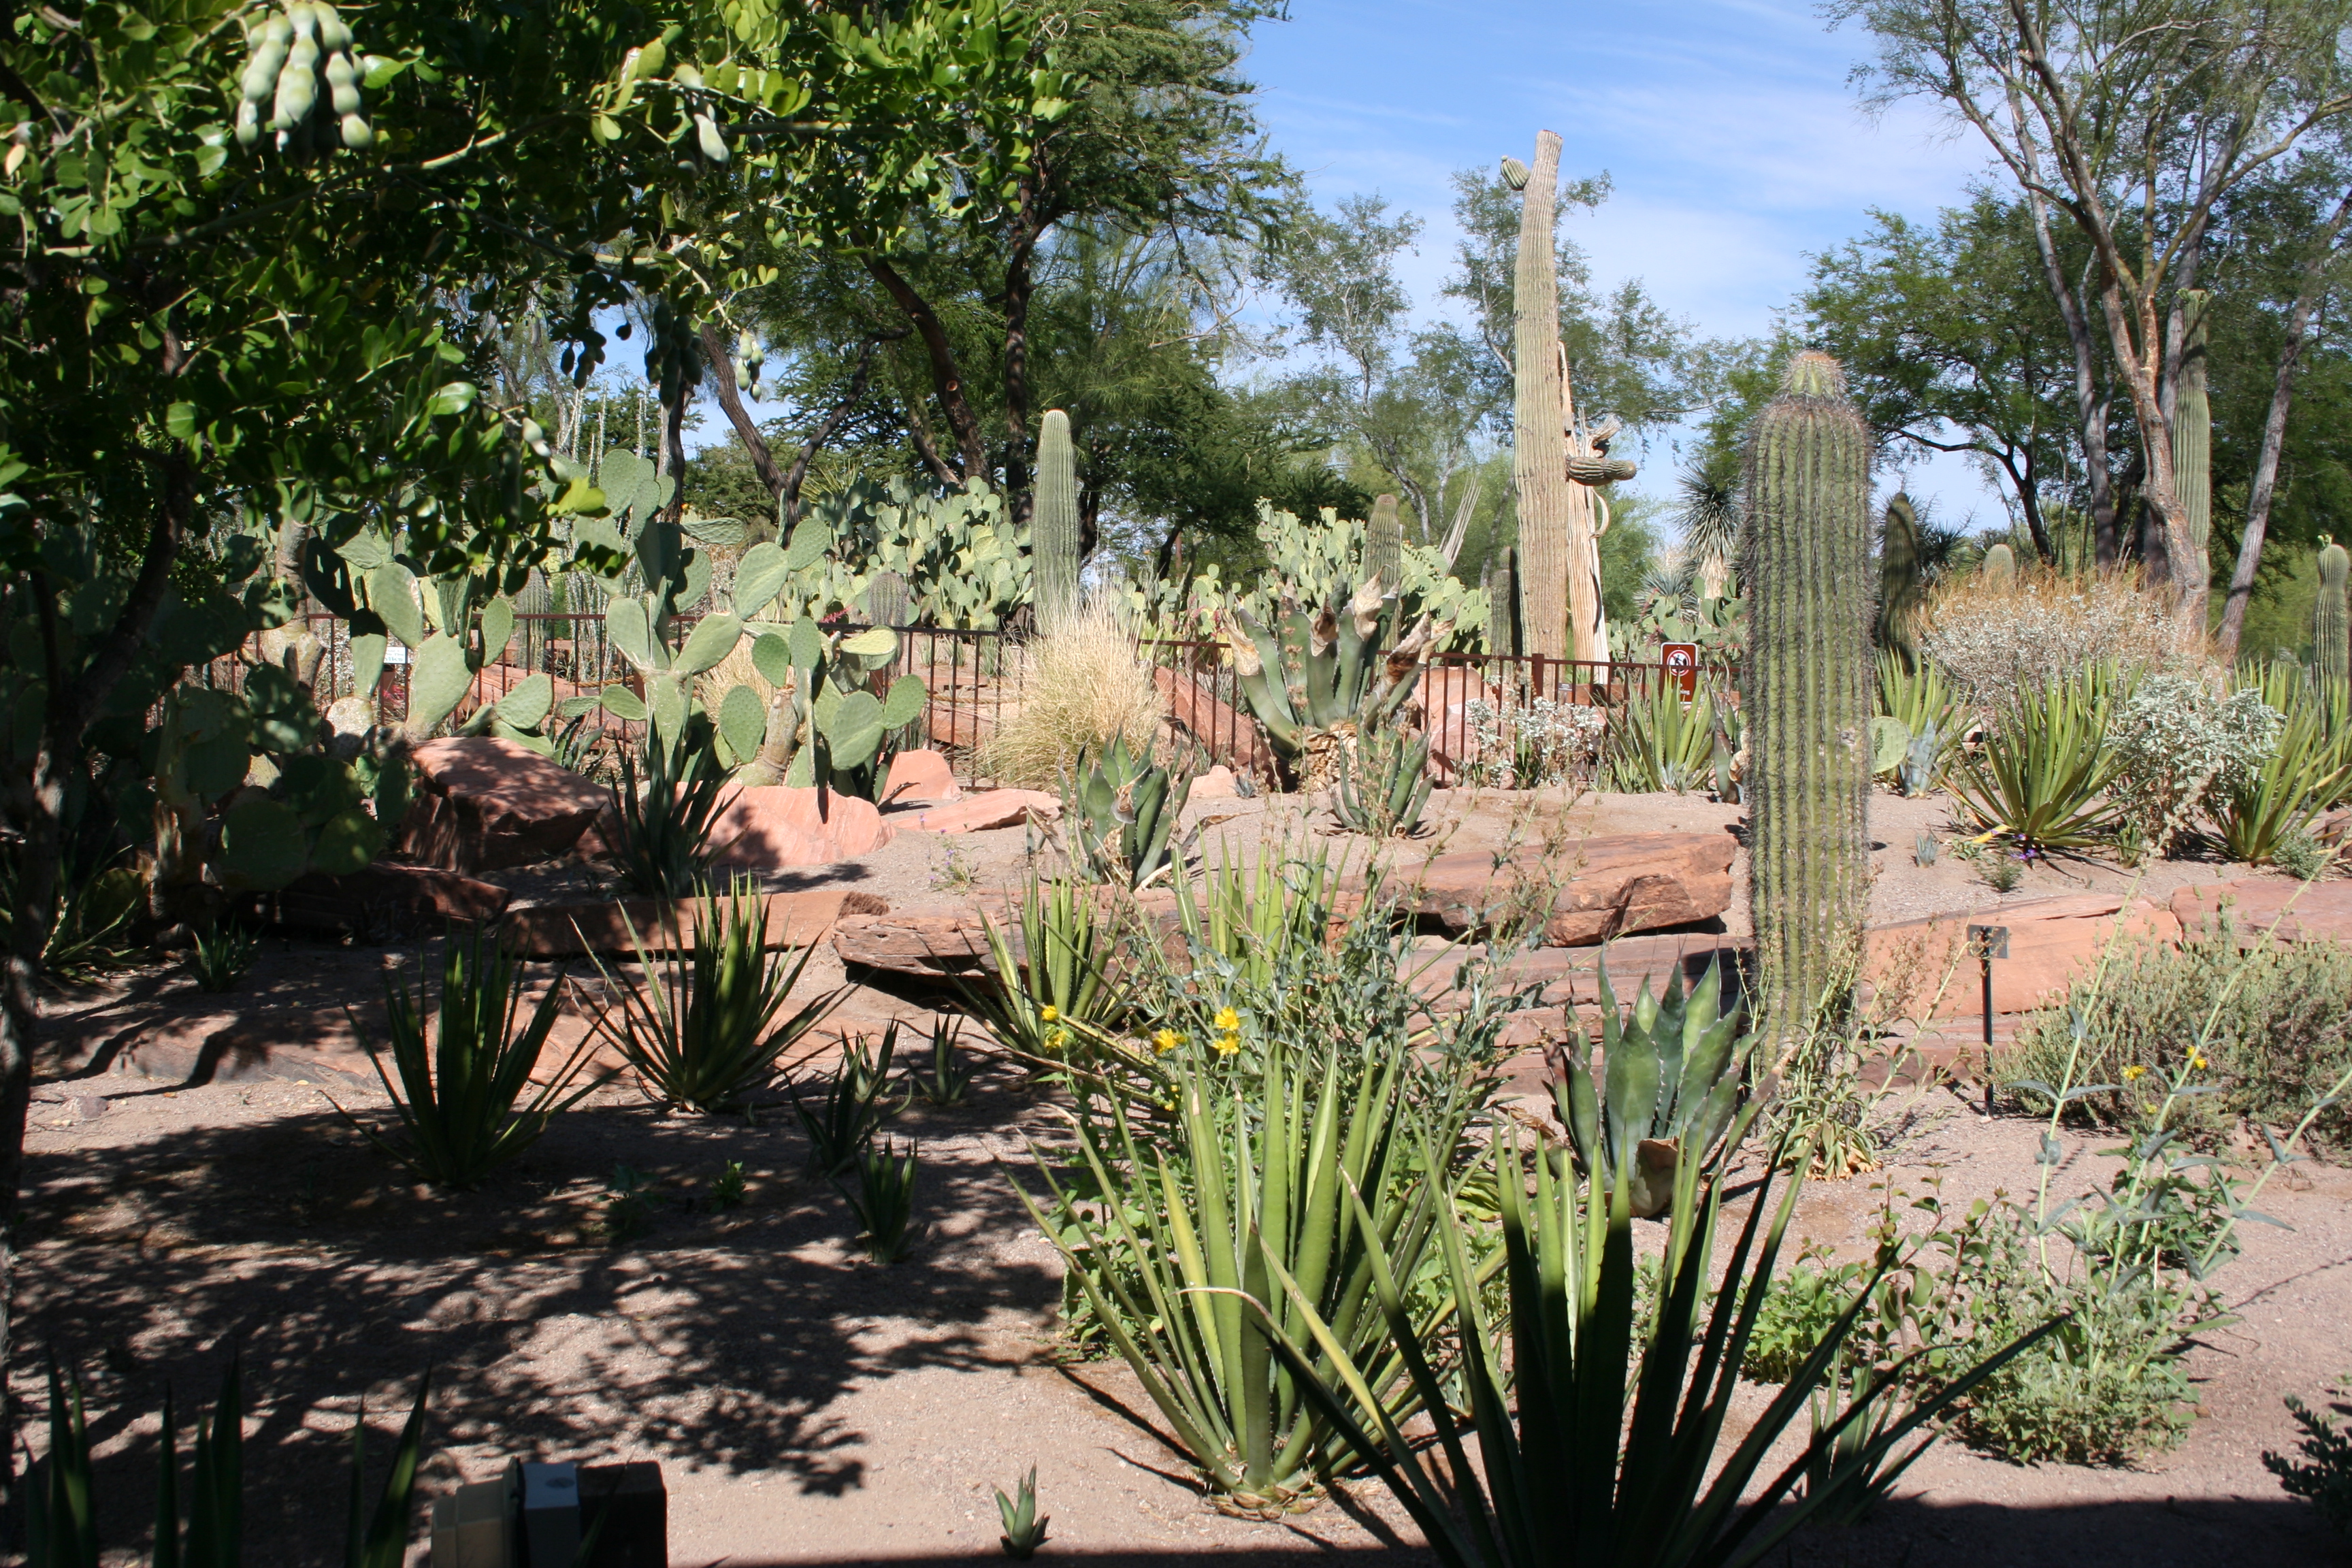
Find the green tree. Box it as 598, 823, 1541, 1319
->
0, 0, 1054, 1426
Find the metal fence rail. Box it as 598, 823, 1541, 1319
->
199, 612, 1738, 791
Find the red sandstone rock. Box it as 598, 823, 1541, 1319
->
258, 862, 512, 940
880, 749, 962, 806
1386, 831, 1736, 945
710, 785, 894, 869
2168, 877, 2352, 945
1863, 892, 2181, 1018
507, 888, 889, 958
1154, 667, 1275, 780
397, 736, 613, 873
896, 789, 1062, 834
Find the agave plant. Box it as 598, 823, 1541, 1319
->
341, 926, 606, 1188
1060, 734, 1196, 889
2218, 659, 2352, 865
1550, 956, 1754, 1218
1950, 666, 2125, 855
1251, 1127, 2061, 1568
787, 1025, 906, 1175
966, 875, 1128, 1071
588, 877, 840, 1113
1604, 681, 1726, 796
610, 727, 740, 897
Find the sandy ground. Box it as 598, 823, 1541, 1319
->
17, 782, 2342, 1565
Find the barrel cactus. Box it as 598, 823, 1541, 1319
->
1033, 409, 1081, 634
1980, 541, 2016, 590
1742, 350, 1874, 1035
2319, 538, 2349, 682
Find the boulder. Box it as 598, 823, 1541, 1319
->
896, 788, 1062, 834
881, 749, 962, 806
1186, 765, 1241, 804
1154, 668, 1275, 781
832, 888, 1186, 978
508, 888, 890, 958
1863, 892, 2181, 1018
397, 736, 613, 873
2169, 877, 2352, 945
710, 785, 894, 870
1387, 831, 1735, 946
256, 862, 512, 941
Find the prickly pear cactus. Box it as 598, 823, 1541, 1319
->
742, 618, 928, 798
2319, 538, 2349, 683
1742, 350, 1874, 1036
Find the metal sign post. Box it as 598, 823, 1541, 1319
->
1967, 924, 2010, 1113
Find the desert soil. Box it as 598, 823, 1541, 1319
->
18, 784, 2345, 1566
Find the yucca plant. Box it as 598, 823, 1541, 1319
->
588, 877, 840, 1113
2219, 660, 2352, 865
1551, 957, 1754, 1218
610, 727, 739, 897
1332, 726, 1433, 837
1007, 1029, 1480, 1516
1950, 666, 2125, 855
911, 1014, 974, 1106
1170, 837, 1344, 993
839, 1137, 924, 1263
29, 1354, 430, 1568
787, 1026, 906, 1175
342, 926, 606, 1188
186, 920, 260, 994
1252, 1127, 2061, 1568
967, 875, 1128, 1071
1876, 649, 1961, 772
1603, 680, 1723, 795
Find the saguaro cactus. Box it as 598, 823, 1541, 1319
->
1033, 408, 1081, 634
2319, 537, 2349, 682
1743, 350, 1874, 1034
1876, 492, 1925, 664
1507, 132, 1573, 664
1364, 494, 1403, 594
2172, 289, 2212, 580
1484, 547, 1520, 657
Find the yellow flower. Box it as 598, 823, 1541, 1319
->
2189, 1050, 2209, 1071
1047, 1026, 1070, 1051
2122, 1064, 2148, 1081
1215, 1032, 1241, 1056
1154, 1028, 1183, 1054
1040, 1005, 1060, 1023
1213, 1006, 1241, 1032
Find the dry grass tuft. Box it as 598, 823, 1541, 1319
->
1916, 562, 2210, 702
980, 598, 1164, 788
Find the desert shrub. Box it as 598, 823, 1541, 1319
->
2268, 1372, 2352, 1532
981, 598, 1162, 787
2106, 674, 2282, 855
2002, 917, 2352, 1152
2217, 659, 2352, 865
1461, 696, 1605, 788
1918, 564, 2205, 703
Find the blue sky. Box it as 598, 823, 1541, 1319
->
1241, 0, 2010, 525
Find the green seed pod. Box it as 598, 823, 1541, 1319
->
695, 113, 728, 165
1742, 349, 1874, 1036
240, 48, 280, 104
272, 59, 316, 130
340, 111, 372, 148
313, 2, 351, 52
235, 98, 261, 146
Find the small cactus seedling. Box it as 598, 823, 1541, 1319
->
996, 1467, 1049, 1560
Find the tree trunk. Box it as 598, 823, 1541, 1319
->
1, 470, 191, 1496
862, 255, 987, 483
697, 319, 788, 502
779, 338, 887, 527
2221, 187, 2352, 656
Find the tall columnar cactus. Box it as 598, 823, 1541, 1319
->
2172, 289, 2212, 578
1876, 491, 1925, 664
1484, 547, 1520, 657
2319, 537, 2349, 681
1033, 408, 1081, 634
1742, 350, 1874, 1034
1505, 132, 1573, 664
1980, 542, 2016, 591
1363, 494, 1404, 595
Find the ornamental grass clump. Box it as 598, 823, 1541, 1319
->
981, 597, 1163, 789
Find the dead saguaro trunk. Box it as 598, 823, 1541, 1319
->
1506, 131, 1571, 664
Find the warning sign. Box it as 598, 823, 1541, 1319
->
1661, 642, 1699, 700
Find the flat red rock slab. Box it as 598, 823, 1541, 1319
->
894, 789, 1062, 834
398, 736, 613, 874
508, 889, 889, 958
2169, 877, 2352, 945
879, 748, 962, 806
1386, 830, 1736, 945
255, 862, 512, 941
1865, 892, 2181, 1019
